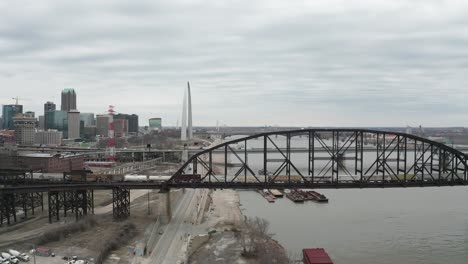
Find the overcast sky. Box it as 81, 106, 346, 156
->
1, 0, 467, 127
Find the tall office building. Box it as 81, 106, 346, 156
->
13, 114, 36, 145
2, 104, 23, 130
44, 101, 56, 112
114, 118, 129, 137
96, 115, 110, 137
44, 101, 56, 130
181, 82, 193, 140
67, 110, 80, 139
80, 113, 95, 127
61, 88, 77, 111
45, 110, 68, 138
114, 113, 138, 134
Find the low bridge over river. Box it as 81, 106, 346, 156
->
1, 129, 467, 224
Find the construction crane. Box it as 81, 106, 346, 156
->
11, 96, 27, 105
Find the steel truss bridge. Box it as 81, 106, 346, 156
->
1, 129, 467, 224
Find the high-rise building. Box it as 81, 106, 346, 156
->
13, 114, 36, 145
35, 130, 63, 146
0, 117, 3, 130
80, 113, 95, 127
181, 82, 193, 140
38, 116, 45, 130
44, 101, 56, 130
149, 118, 162, 131
114, 118, 129, 137
96, 115, 110, 137
2, 104, 23, 130
67, 110, 80, 139
61, 88, 77, 112
114, 113, 139, 134
45, 110, 68, 138
44, 101, 56, 112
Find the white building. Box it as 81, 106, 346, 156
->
13, 114, 37, 146
35, 130, 63, 146
68, 109, 80, 139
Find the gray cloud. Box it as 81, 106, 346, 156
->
1, 0, 467, 127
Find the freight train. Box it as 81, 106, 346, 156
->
123, 174, 201, 183
67, 174, 202, 183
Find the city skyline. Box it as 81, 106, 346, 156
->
1, 1, 468, 127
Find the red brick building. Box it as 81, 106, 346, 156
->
0, 153, 84, 172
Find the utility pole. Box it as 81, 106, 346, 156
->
147, 190, 150, 215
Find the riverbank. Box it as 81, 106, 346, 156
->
189, 189, 289, 264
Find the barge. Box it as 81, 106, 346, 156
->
257, 190, 276, 203
303, 248, 333, 264
286, 190, 304, 203
268, 189, 284, 198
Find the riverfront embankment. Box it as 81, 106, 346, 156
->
189, 189, 289, 263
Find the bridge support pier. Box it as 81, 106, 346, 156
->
72, 190, 89, 220
159, 188, 172, 224
61, 191, 75, 218
112, 187, 130, 220
48, 190, 94, 223
87, 190, 94, 215
0, 193, 16, 226
48, 191, 61, 223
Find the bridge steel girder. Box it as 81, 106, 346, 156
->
170, 128, 468, 188
0, 193, 16, 226
48, 191, 60, 223
112, 187, 130, 220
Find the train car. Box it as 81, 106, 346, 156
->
170, 174, 202, 183
148, 175, 172, 182
123, 175, 148, 182
84, 161, 116, 168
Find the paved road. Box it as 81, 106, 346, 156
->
148, 189, 198, 264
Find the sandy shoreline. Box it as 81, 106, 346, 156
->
189, 189, 288, 264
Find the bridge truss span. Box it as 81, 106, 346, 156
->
171, 129, 468, 188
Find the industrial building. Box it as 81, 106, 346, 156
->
35, 129, 63, 146
13, 114, 36, 146
0, 152, 84, 172
68, 110, 80, 139
61, 88, 77, 111
2, 104, 23, 130
0, 130, 14, 145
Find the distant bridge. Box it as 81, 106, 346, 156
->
1, 129, 467, 224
